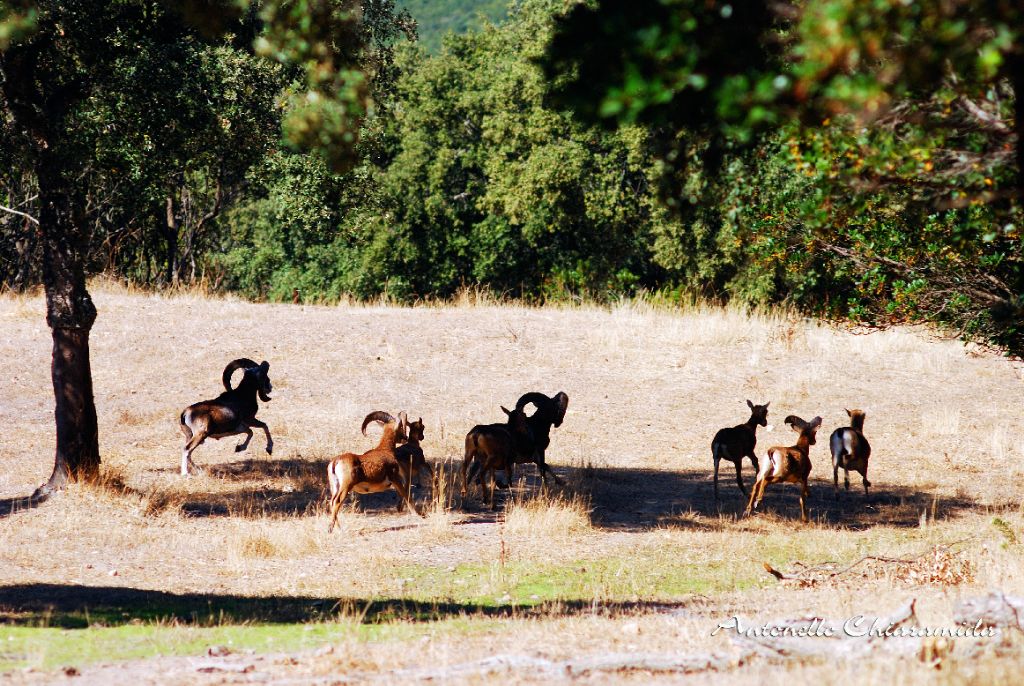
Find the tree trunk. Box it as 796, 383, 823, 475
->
1012, 54, 1024, 204
33, 159, 101, 497
165, 195, 179, 286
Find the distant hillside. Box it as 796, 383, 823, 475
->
400, 0, 510, 52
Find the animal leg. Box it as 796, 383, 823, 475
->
477, 462, 490, 505
181, 434, 206, 476
713, 456, 721, 502
487, 468, 498, 510
744, 479, 762, 516
235, 426, 254, 453
419, 461, 434, 490
833, 461, 840, 499
461, 455, 478, 500
537, 459, 564, 486
844, 468, 850, 491
863, 470, 871, 496
248, 419, 273, 455
753, 477, 769, 509
800, 481, 810, 523
392, 476, 423, 517
734, 460, 748, 497
328, 482, 352, 532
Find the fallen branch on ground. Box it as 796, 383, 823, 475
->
763, 537, 975, 586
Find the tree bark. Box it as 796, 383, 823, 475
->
165, 194, 179, 286
1011, 53, 1024, 204
33, 158, 101, 497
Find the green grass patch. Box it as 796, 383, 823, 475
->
0, 616, 498, 672
393, 547, 765, 608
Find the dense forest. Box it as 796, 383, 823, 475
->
2, 0, 1023, 357
399, 0, 507, 53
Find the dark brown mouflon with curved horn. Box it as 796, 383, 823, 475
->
510, 391, 569, 486
327, 411, 424, 531
829, 409, 871, 499
711, 399, 769, 501
745, 414, 822, 523
179, 358, 273, 476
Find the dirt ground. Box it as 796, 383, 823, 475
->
2, 283, 1024, 683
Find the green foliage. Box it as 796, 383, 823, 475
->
543, 0, 1024, 354
223, 0, 675, 300
399, 0, 508, 53
992, 517, 1018, 548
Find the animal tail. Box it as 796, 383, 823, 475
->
762, 449, 780, 479
830, 430, 850, 468
327, 461, 340, 499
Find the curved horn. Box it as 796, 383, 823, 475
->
784, 415, 807, 431
551, 392, 569, 427
257, 361, 272, 402
515, 392, 550, 412
361, 411, 396, 436
222, 358, 259, 391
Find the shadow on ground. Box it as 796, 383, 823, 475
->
580, 466, 979, 531
0, 583, 692, 629
142, 457, 979, 530
0, 494, 46, 520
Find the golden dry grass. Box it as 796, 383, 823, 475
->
2, 281, 1024, 682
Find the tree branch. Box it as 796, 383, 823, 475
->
0, 203, 40, 225
958, 96, 1010, 134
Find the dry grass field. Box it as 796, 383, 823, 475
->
2, 280, 1024, 684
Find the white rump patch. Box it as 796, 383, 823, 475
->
760, 449, 783, 479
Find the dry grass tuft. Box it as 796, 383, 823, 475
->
503, 489, 592, 540
239, 534, 277, 559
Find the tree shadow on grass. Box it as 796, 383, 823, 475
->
0, 492, 47, 520
143, 457, 982, 530
0, 583, 692, 629
161, 457, 443, 518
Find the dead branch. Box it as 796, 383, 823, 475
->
0, 203, 39, 225
731, 599, 920, 660
360, 650, 753, 681
954, 592, 1024, 632
958, 96, 1010, 134
762, 536, 975, 584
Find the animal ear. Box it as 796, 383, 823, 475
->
501, 406, 511, 416
811, 416, 823, 429
260, 361, 269, 371
746, 399, 753, 409
845, 408, 851, 417
765, 401, 770, 408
